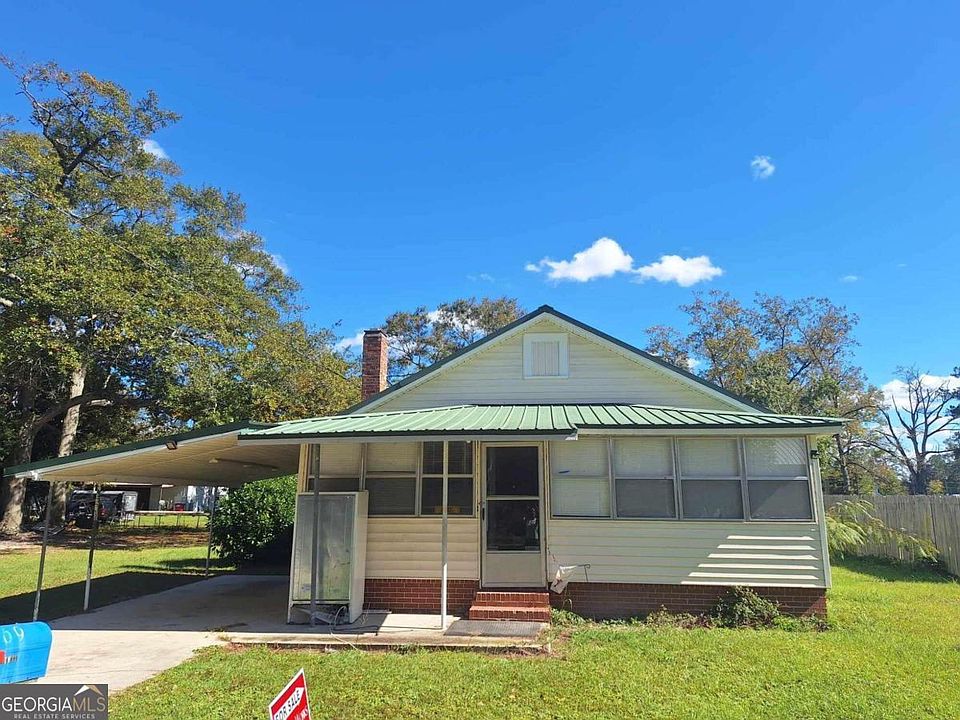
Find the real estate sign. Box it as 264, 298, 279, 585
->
268, 668, 311, 720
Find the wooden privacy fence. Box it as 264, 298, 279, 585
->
824, 494, 960, 576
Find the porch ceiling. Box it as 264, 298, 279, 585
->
238, 403, 846, 442
4, 422, 299, 487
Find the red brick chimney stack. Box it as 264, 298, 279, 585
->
361, 329, 389, 400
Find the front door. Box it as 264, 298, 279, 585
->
481, 444, 545, 587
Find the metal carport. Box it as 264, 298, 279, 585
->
2, 421, 299, 621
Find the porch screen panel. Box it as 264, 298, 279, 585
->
613, 438, 676, 518
550, 439, 610, 517
745, 437, 812, 520
365, 442, 417, 516
421, 441, 475, 516
308, 443, 361, 492
678, 439, 743, 519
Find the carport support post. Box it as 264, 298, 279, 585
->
83, 484, 101, 612
32, 473, 53, 622
205, 486, 219, 577
441, 441, 449, 630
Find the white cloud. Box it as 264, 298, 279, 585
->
634, 255, 724, 287
840, 274, 859, 283
336, 331, 365, 352
270, 253, 289, 273
525, 237, 634, 282
467, 272, 495, 282
751, 155, 775, 180
881, 374, 960, 408
685, 357, 702, 371
525, 237, 724, 287
142, 138, 168, 159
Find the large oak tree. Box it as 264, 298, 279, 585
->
0, 59, 355, 532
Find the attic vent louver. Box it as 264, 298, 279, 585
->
523, 333, 569, 378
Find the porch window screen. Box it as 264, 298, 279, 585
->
365, 442, 418, 516
550, 439, 610, 517
307, 443, 360, 492
420, 441, 475, 516
678, 438, 743, 519
614, 438, 676, 518
745, 437, 812, 519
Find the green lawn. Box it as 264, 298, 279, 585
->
0, 541, 230, 622
109, 559, 960, 720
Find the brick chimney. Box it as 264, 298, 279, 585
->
361, 329, 389, 400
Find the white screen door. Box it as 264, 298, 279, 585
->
481, 444, 545, 587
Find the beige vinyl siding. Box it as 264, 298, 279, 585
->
546, 520, 827, 587
365, 517, 479, 579
374, 318, 736, 412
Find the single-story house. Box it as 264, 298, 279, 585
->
6, 305, 844, 624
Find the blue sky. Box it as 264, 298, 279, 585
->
2, 1, 958, 391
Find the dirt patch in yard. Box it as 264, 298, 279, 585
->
0, 527, 210, 552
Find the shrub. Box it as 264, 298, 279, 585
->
210, 476, 297, 564
711, 586, 781, 628
826, 499, 938, 561
550, 607, 589, 627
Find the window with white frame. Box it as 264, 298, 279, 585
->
365, 442, 418, 516
420, 441, 475, 516
546, 436, 815, 522
523, 333, 569, 378
678, 438, 744, 519
744, 437, 812, 519
307, 443, 361, 492
614, 438, 677, 518
550, 439, 610, 517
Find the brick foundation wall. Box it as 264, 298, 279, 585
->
364, 579, 480, 614
550, 582, 827, 619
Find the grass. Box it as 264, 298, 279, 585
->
0, 538, 231, 622
107, 558, 960, 720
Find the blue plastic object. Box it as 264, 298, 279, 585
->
0, 622, 53, 683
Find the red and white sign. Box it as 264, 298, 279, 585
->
268, 668, 311, 720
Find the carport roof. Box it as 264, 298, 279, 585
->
3, 421, 299, 485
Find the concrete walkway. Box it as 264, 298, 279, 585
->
38, 575, 545, 694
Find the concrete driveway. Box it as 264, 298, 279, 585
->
38, 575, 288, 693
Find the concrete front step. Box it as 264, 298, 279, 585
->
467, 605, 552, 622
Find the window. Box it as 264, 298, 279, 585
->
365, 442, 417, 516
523, 333, 569, 378
550, 439, 610, 517
420, 441, 474, 516
546, 435, 814, 522
614, 438, 676, 518
745, 438, 812, 519
307, 443, 361, 492
678, 439, 743, 519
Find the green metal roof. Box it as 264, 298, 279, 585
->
238, 404, 845, 440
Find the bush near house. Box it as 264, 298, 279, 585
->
210, 476, 297, 564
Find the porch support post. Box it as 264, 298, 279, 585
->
83, 484, 101, 612
33, 473, 53, 622
204, 486, 219, 577
441, 441, 449, 629
309, 444, 321, 625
